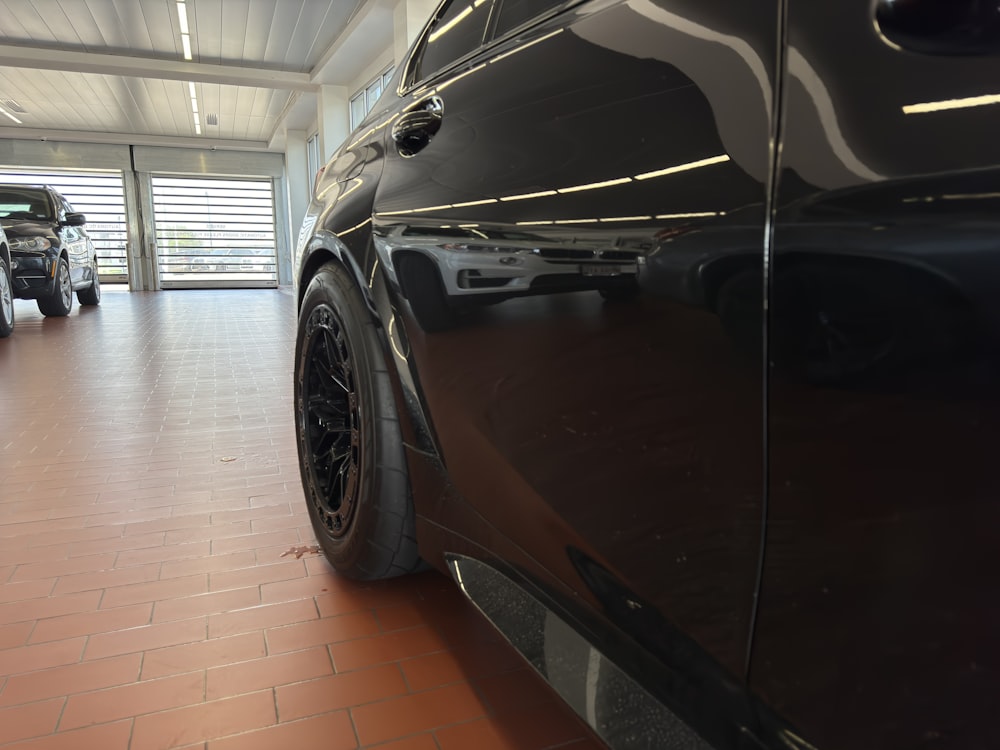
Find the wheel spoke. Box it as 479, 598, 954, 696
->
301, 304, 362, 539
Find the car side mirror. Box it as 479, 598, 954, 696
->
63, 212, 86, 227
876, 0, 1000, 55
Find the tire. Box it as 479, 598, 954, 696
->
0, 257, 14, 338
77, 260, 101, 305
37, 257, 73, 317
294, 261, 421, 580
394, 254, 456, 333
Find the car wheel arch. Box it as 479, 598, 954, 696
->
298, 233, 378, 317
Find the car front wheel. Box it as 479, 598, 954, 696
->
294, 261, 421, 580
37, 258, 73, 317
0, 257, 13, 338
78, 260, 101, 306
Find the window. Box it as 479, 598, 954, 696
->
152, 176, 277, 289
0, 187, 52, 220
0, 169, 128, 280
494, 0, 565, 38
349, 67, 396, 130
415, 0, 495, 81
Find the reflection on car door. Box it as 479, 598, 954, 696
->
752, 0, 1000, 746
373, 0, 779, 736
58, 196, 88, 283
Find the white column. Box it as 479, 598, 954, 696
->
393, 0, 438, 65
317, 85, 350, 163
284, 129, 309, 281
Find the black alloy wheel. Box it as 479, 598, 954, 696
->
0, 258, 13, 338
294, 262, 421, 579
37, 257, 73, 317
302, 302, 361, 539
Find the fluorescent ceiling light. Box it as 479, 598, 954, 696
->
501, 190, 557, 202
557, 177, 632, 194
903, 93, 1000, 114
339, 178, 364, 200
491, 29, 563, 63
941, 192, 1000, 200
188, 81, 200, 135
429, 5, 472, 42
0, 104, 22, 124
177, 2, 189, 34
182, 34, 192, 60
435, 63, 485, 93
452, 198, 497, 208
408, 204, 452, 213
599, 216, 652, 222
634, 154, 730, 181
655, 211, 721, 219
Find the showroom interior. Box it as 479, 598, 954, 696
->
0, 1, 599, 748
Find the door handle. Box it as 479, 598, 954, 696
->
392, 97, 444, 157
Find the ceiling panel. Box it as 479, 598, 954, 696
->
219, 0, 252, 63
0, 0, 392, 150
283, 2, 344, 71
0, 0, 60, 44
50, 2, 105, 48
111, 0, 156, 51
240, 0, 277, 64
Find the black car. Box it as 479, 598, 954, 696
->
293, 1, 1000, 748
0, 184, 101, 317
1, 226, 12, 337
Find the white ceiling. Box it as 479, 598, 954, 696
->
0, 0, 396, 151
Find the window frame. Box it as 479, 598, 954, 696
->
400, 0, 579, 93
489, 0, 573, 42
406, 0, 498, 86
349, 65, 397, 130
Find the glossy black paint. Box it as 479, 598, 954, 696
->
295, 0, 1000, 747
0, 185, 98, 300
748, 2, 1000, 748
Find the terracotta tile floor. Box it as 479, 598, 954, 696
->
0, 289, 603, 750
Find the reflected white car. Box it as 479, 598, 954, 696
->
377, 223, 640, 299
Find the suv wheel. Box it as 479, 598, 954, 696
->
0, 257, 13, 338
37, 258, 73, 317
294, 261, 422, 580
78, 260, 101, 306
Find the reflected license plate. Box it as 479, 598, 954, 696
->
580, 263, 627, 277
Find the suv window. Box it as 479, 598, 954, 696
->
415, 0, 495, 81
0, 188, 52, 221
493, 0, 565, 37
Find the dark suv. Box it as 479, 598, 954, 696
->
293, 1, 1000, 748
0, 184, 101, 317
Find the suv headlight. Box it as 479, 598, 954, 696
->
10, 236, 52, 252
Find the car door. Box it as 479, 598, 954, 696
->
750, 1, 1000, 747
57, 195, 89, 283
372, 0, 779, 739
